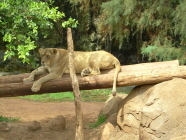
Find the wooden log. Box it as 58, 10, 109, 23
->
0, 65, 186, 98
0, 60, 179, 84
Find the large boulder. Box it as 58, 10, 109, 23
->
170, 135, 186, 140
116, 78, 186, 140
104, 113, 117, 126
99, 94, 127, 119
140, 78, 186, 140
99, 122, 115, 140
117, 85, 154, 135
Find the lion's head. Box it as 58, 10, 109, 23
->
38, 48, 57, 66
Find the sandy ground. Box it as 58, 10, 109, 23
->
0, 98, 105, 140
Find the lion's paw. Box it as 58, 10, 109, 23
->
81, 68, 91, 76
23, 78, 34, 83
31, 82, 41, 92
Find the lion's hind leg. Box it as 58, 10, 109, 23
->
90, 68, 100, 75
81, 67, 100, 76
81, 55, 101, 76
81, 68, 91, 76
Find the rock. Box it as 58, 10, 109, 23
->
110, 133, 138, 140
117, 85, 154, 135
0, 122, 11, 132
99, 94, 126, 119
99, 122, 139, 140
171, 135, 186, 140
105, 94, 128, 104
27, 121, 41, 131
23, 134, 34, 139
140, 78, 186, 140
104, 113, 117, 126
49, 115, 66, 131
117, 78, 186, 140
99, 122, 115, 140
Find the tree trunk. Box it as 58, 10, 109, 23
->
0, 61, 185, 98
67, 28, 84, 140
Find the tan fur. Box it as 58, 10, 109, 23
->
23, 48, 121, 96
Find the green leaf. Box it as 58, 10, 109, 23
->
0, 0, 66, 64
62, 17, 78, 28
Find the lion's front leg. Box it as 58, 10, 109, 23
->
31, 72, 60, 92
23, 75, 35, 83
31, 81, 42, 92
23, 66, 48, 83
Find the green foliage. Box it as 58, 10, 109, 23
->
141, 45, 185, 64
101, 0, 139, 42
100, 0, 186, 63
16, 89, 114, 102
62, 17, 78, 28
0, 0, 65, 64
0, 116, 19, 122
89, 115, 107, 128
81, 89, 112, 102
173, 0, 186, 45
19, 92, 74, 102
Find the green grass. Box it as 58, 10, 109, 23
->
19, 92, 74, 102
0, 116, 19, 122
89, 115, 107, 128
17, 89, 115, 102
81, 89, 113, 102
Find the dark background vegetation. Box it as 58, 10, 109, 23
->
1, 0, 186, 72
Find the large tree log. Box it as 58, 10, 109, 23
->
0, 62, 185, 98
0, 60, 179, 84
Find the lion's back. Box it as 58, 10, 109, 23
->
63, 50, 119, 74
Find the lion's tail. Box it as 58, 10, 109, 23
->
112, 59, 121, 96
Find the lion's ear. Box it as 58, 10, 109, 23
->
38, 48, 44, 54
51, 48, 57, 55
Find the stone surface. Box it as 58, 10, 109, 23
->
104, 113, 117, 126
99, 122, 115, 140
27, 121, 41, 131
99, 94, 126, 119
110, 133, 138, 140
105, 94, 128, 104
171, 135, 186, 140
140, 78, 186, 140
117, 78, 186, 140
117, 85, 154, 135
49, 115, 66, 131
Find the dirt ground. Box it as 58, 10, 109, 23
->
0, 98, 105, 140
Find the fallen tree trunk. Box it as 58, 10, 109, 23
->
0, 60, 179, 84
0, 64, 186, 98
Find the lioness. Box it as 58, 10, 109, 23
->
23, 48, 121, 96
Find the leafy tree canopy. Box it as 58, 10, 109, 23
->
100, 0, 186, 64
0, 0, 77, 65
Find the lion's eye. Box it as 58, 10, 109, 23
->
46, 55, 50, 58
